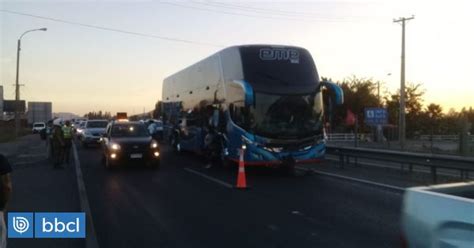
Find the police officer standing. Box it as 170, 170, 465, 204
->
51, 119, 65, 168
62, 120, 74, 165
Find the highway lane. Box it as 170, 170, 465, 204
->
76, 143, 403, 248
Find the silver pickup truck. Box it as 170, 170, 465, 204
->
402, 182, 474, 248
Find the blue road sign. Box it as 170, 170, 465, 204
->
364, 108, 388, 126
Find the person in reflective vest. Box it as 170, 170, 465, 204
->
52, 118, 65, 168
62, 120, 74, 165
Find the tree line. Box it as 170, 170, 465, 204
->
328, 76, 473, 137
83, 111, 112, 120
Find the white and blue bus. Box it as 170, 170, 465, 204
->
162, 45, 343, 172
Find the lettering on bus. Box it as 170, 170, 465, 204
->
259, 48, 300, 64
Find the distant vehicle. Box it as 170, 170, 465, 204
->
75, 121, 86, 137
162, 44, 343, 174
27, 102, 52, 125
402, 182, 474, 248
32, 122, 46, 133
116, 112, 128, 121
72, 118, 87, 129
80, 120, 109, 147
100, 121, 160, 169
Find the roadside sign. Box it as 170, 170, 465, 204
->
365, 108, 388, 126
3, 100, 26, 112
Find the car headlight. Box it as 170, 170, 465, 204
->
110, 143, 121, 150
150, 140, 159, 149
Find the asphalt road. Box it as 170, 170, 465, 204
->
76, 142, 403, 248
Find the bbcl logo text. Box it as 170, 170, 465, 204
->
8, 212, 85, 238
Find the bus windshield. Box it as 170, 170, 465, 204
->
249, 91, 323, 139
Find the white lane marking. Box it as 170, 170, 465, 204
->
72, 142, 100, 248
184, 168, 233, 189
296, 166, 406, 192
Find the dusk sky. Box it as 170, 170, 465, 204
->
1, 0, 473, 116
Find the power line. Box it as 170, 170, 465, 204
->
200, 1, 374, 21
160, 2, 353, 23
0, 9, 223, 47
200, 1, 329, 17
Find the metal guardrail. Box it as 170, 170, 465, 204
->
326, 145, 474, 183
326, 133, 371, 141
419, 135, 474, 142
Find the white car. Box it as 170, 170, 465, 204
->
32, 122, 46, 133
402, 182, 474, 247
79, 120, 109, 147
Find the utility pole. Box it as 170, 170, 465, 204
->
393, 16, 414, 150
15, 39, 21, 137
377, 81, 380, 105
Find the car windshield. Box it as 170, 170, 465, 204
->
86, 121, 108, 128
111, 124, 149, 137
249, 91, 323, 139
33, 124, 44, 127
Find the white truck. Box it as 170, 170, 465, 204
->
402, 182, 474, 248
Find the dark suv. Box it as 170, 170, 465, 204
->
101, 121, 160, 169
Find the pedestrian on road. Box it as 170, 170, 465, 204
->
46, 119, 54, 159
204, 125, 221, 169
0, 154, 13, 248
62, 120, 74, 165
147, 120, 157, 137
52, 118, 65, 168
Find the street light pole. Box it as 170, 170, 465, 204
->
14, 28, 47, 137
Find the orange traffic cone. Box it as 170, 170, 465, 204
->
236, 148, 248, 189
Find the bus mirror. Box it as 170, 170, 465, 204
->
320, 80, 344, 105
231, 80, 254, 107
